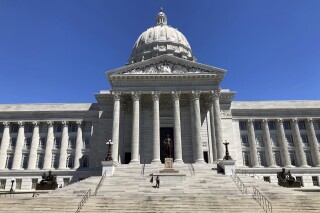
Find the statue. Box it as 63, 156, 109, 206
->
163, 134, 172, 158
36, 170, 58, 190
276, 168, 301, 188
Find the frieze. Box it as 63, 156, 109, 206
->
121, 61, 210, 75
220, 110, 232, 117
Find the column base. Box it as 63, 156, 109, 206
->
174, 159, 184, 164
195, 159, 205, 164
299, 165, 311, 168
151, 160, 161, 164
129, 160, 140, 164
268, 165, 278, 168
284, 165, 294, 168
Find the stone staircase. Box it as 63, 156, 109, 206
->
238, 174, 320, 213
80, 163, 263, 212
0, 176, 100, 213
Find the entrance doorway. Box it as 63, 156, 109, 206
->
160, 127, 174, 163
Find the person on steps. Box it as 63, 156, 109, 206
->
156, 176, 160, 188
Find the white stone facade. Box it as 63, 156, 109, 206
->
0, 8, 319, 190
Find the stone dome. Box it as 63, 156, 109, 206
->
128, 8, 196, 64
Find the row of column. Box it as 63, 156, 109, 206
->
0, 121, 84, 170
111, 90, 224, 164
246, 118, 320, 167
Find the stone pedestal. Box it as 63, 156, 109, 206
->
218, 160, 236, 175
101, 161, 116, 176
154, 158, 186, 182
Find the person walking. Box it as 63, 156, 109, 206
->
156, 176, 160, 188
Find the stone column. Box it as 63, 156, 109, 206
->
306, 118, 320, 167
291, 118, 308, 167
191, 90, 204, 163
262, 119, 276, 167
12, 122, 25, 170
151, 91, 161, 164
247, 119, 259, 167
43, 121, 54, 169
276, 119, 291, 167
0, 122, 10, 169
212, 90, 224, 160
27, 122, 40, 170
74, 121, 83, 169
130, 91, 141, 164
172, 91, 183, 163
58, 121, 69, 169
209, 96, 217, 162
111, 91, 121, 163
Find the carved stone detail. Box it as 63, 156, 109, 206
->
220, 110, 231, 117
171, 91, 181, 101
247, 119, 254, 125
151, 91, 161, 101
191, 90, 201, 101
61, 121, 68, 127
211, 90, 221, 100
32, 121, 39, 126
131, 91, 141, 101
76, 121, 82, 126
292, 118, 298, 123
3, 121, 10, 127
262, 119, 268, 125
47, 121, 54, 127
111, 91, 121, 101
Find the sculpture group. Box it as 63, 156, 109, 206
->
36, 170, 58, 190
277, 168, 301, 188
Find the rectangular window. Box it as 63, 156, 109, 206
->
36, 154, 44, 169
21, 154, 28, 169
5, 154, 13, 169
254, 121, 262, 130
301, 134, 309, 146
274, 151, 282, 166
241, 134, 249, 146
55, 123, 62, 133
84, 137, 90, 149
256, 134, 264, 147
263, 176, 271, 183
239, 121, 247, 131
68, 123, 77, 133
83, 122, 92, 133
283, 121, 291, 130
316, 134, 320, 143
306, 151, 313, 166
312, 176, 319, 186
258, 151, 267, 167
286, 134, 294, 146
25, 138, 32, 149
10, 124, 19, 133
10, 138, 17, 149
298, 121, 306, 130
290, 151, 296, 166
296, 176, 303, 187
268, 121, 276, 130
270, 134, 279, 147
39, 123, 48, 133
0, 125, 4, 134
242, 151, 250, 166
15, 179, 22, 190
31, 179, 38, 189
68, 138, 76, 149
24, 123, 33, 133
54, 137, 61, 149
39, 137, 46, 149
314, 121, 320, 130
0, 179, 6, 189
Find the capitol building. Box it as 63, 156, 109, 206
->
0, 8, 320, 191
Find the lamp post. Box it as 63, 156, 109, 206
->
223, 140, 233, 160
10, 178, 15, 193
105, 139, 113, 161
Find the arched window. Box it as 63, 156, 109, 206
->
81, 156, 89, 168
66, 155, 74, 168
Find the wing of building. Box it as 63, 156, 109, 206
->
0, 8, 320, 190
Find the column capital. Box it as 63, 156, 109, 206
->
151, 91, 161, 101
291, 118, 298, 123
247, 119, 254, 125
76, 121, 82, 126
171, 91, 181, 101
276, 118, 283, 124
18, 121, 25, 126
306, 118, 313, 123
191, 90, 201, 101
262, 119, 268, 124
32, 121, 39, 126
3, 121, 10, 127
47, 121, 54, 126
131, 91, 141, 101
111, 91, 121, 101
211, 89, 221, 100
62, 121, 68, 126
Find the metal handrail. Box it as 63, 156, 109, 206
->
188, 164, 195, 175
253, 187, 273, 213
93, 170, 106, 196
231, 170, 248, 194
75, 188, 91, 213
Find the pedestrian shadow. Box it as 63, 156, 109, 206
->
152, 186, 157, 188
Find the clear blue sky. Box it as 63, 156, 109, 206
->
0, 0, 320, 103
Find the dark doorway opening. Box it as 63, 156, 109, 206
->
124, 152, 131, 164
160, 127, 174, 163
204, 151, 208, 163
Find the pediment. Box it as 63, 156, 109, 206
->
107, 55, 226, 76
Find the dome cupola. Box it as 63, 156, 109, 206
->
128, 7, 196, 64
